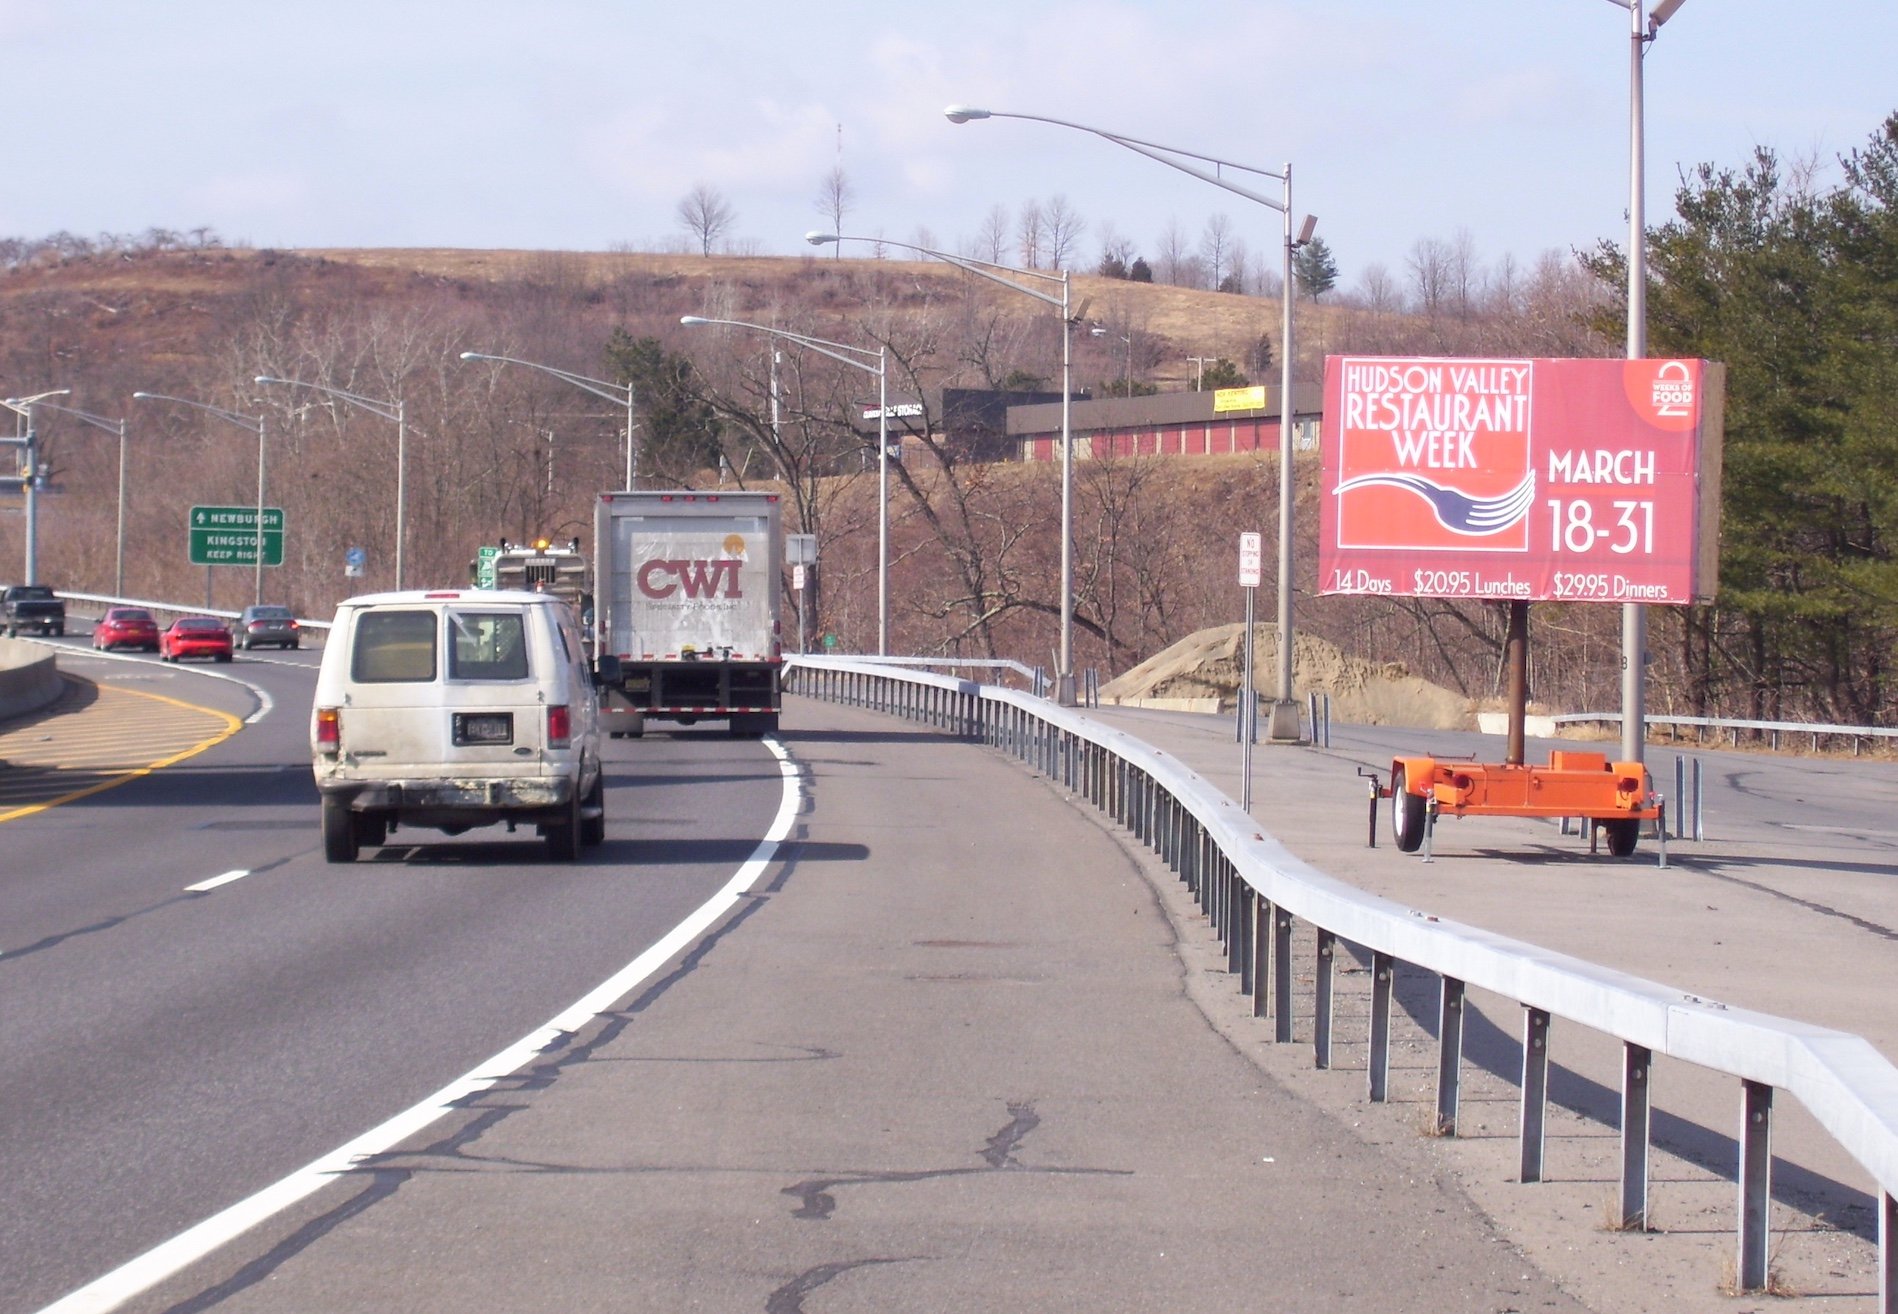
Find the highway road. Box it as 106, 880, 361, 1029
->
9, 632, 1896, 1311
2, 637, 793, 1313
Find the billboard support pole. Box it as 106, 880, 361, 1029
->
1505, 600, 1530, 767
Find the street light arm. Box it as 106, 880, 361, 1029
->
132, 391, 261, 433
679, 316, 884, 378
36, 401, 122, 434
808, 232, 1065, 308
456, 351, 630, 408
945, 105, 1290, 214
1, 388, 72, 419
254, 375, 400, 422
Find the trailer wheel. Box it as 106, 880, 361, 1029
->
1391, 765, 1427, 853
1604, 818, 1640, 857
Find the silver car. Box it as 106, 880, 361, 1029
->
236, 604, 301, 650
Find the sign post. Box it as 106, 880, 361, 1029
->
786, 533, 817, 654
1238, 531, 1264, 809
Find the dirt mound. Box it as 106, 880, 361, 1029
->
1100, 624, 1474, 730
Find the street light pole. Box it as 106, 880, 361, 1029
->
807, 231, 1076, 704
255, 376, 408, 589
458, 352, 637, 491
1, 389, 70, 586
680, 314, 889, 655
39, 403, 129, 595
946, 105, 1313, 735
133, 391, 268, 606
1606, 0, 1687, 764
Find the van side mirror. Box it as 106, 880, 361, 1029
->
592, 654, 623, 687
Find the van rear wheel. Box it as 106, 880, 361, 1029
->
579, 772, 606, 847
322, 797, 360, 863
545, 792, 581, 861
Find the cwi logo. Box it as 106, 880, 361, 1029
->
636, 533, 749, 600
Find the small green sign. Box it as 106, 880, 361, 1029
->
822, 632, 840, 650
474, 544, 500, 588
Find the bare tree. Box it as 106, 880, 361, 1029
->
1044, 194, 1086, 270
814, 166, 853, 252
973, 205, 1010, 264
1356, 262, 1403, 314
677, 184, 736, 256
1016, 199, 1045, 269
1156, 218, 1194, 286
1446, 227, 1481, 320
1096, 223, 1136, 277
1406, 236, 1452, 317
1199, 214, 1234, 290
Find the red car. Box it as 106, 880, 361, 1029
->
160, 616, 235, 663
94, 606, 160, 652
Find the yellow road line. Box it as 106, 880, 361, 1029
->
0, 684, 244, 823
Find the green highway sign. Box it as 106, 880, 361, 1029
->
474, 544, 500, 588
189, 505, 285, 567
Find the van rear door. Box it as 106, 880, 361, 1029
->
338, 605, 547, 775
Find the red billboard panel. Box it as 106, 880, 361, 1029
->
1319, 356, 1723, 605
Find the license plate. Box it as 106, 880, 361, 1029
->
453, 712, 513, 745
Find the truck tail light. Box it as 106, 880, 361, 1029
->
315, 707, 341, 750
547, 704, 572, 748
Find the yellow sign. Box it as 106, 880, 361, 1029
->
1213, 385, 1268, 413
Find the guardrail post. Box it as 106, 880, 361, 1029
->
1313, 929, 1335, 1069
1237, 874, 1254, 996
1620, 1043, 1652, 1230
1521, 1007, 1551, 1183
1437, 976, 1465, 1135
1882, 1192, 1896, 1313
1228, 865, 1248, 976
1251, 895, 1270, 1020
1739, 1079, 1773, 1291
1369, 952, 1394, 1102
1273, 906, 1294, 1043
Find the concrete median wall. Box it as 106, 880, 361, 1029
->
0, 637, 63, 721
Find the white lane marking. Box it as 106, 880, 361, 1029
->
67, 643, 277, 726
184, 870, 251, 893
37, 737, 802, 1314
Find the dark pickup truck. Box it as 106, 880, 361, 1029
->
2, 584, 66, 637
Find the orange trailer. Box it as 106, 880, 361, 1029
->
1387, 750, 1663, 858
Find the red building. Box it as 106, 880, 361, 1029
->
1007, 383, 1324, 463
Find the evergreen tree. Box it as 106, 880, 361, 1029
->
1293, 236, 1338, 300
602, 329, 723, 483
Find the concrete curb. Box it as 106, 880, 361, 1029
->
0, 637, 62, 722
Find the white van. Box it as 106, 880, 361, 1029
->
310, 589, 612, 862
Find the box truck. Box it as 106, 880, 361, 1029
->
593, 490, 783, 737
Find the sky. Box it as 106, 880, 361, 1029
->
3, 0, 1893, 292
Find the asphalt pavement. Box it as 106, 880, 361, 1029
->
71, 696, 1599, 1314
17, 679, 1896, 1313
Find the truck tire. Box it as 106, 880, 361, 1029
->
322, 797, 360, 863
1391, 765, 1427, 853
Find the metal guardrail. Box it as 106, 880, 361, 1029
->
53, 591, 331, 632
1559, 709, 1898, 755
786, 654, 1898, 1305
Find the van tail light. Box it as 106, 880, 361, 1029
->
315, 707, 341, 750
547, 704, 572, 748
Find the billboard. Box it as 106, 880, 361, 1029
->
1319, 356, 1723, 605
